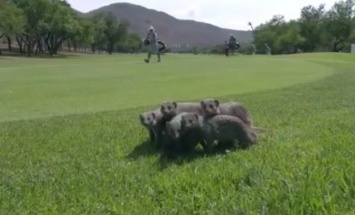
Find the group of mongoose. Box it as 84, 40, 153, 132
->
139, 98, 267, 155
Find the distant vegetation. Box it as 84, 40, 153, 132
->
252, 0, 355, 54
1, 0, 355, 55
205, 0, 355, 55
0, 0, 143, 56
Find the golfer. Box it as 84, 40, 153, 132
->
144, 26, 161, 63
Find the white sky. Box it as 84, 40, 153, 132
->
67, 0, 338, 30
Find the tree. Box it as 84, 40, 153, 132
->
89, 13, 107, 53
298, 4, 327, 52
41, 0, 82, 55
324, 0, 355, 52
253, 15, 305, 54
277, 21, 305, 53
70, 18, 96, 52
0, 1, 25, 53
11, 0, 51, 55
253, 15, 285, 54
251, 0, 355, 54
102, 12, 128, 54
0, 0, 140, 56
117, 33, 143, 53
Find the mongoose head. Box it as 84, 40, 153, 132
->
166, 121, 181, 139
200, 98, 220, 116
181, 113, 200, 130
160, 101, 178, 118
139, 111, 158, 126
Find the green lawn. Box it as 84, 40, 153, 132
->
1, 53, 355, 214
0, 53, 333, 122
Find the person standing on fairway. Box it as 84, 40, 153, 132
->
265, 43, 271, 55
228, 34, 237, 55
144, 26, 161, 63
251, 43, 256, 55
224, 40, 229, 56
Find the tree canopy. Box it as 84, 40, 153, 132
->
1, 0, 355, 55
0, 0, 142, 55
252, 0, 355, 54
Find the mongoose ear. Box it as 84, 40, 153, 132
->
173, 102, 177, 108
214, 99, 220, 107
180, 115, 186, 124
160, 103, 165, 112
200, 100, 205, 107
194, 113, 199, 120
151, 112, 156, 119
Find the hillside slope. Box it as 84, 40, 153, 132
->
86, 3, 253, 47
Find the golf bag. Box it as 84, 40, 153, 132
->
236, 42, 241, 49
158, 40, 166, 52
143, 39, 166, 52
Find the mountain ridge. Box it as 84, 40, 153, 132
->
80, 2, 253, 47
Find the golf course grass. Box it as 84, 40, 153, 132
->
1, 53, 354, 214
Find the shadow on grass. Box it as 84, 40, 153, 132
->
126, 133, 253, 168
126, 139, 160, 160
0, 50, 83, 59
158, 142, 251, 170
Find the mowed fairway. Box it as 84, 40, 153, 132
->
0, 53, 334, 122
1, 53, 355, 214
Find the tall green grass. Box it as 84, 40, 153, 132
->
1, 53, 354, 214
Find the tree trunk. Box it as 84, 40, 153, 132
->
16, 36, 23, 54
108, 42, 113, 54
73, 41, 77, 52
25, 35, 35, 56
332, 40, 339, 52
67, 41, 71, 52
0, 35, 3, 55
6, 36, 12, 51
332, 38, 345, 52
37, 37, 44, 53
53, 38, 66, 54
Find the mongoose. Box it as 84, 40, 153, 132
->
156, 101, 204, 148
165, 112, 207, 153
160, 101, 203, 121
180, 113, 258, 153
139, 108, 164, 148
200, 99, 253, 127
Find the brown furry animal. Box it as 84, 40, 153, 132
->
200, 99, 253, 127
166, 112, 207, 153
139, 108, 164, 148
165, 112, 186, 142
155, 101, 204, 147
181, 113, 258, 152
160, 101, 203, 121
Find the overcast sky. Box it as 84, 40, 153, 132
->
67, 0, 338, 30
